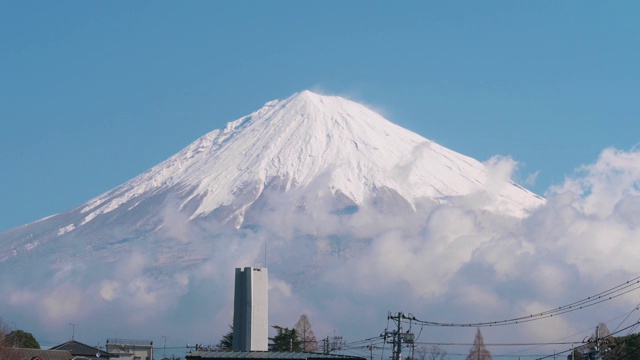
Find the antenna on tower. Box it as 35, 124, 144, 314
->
264, 240, 267, 267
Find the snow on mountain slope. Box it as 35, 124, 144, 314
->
75, 90, 543, 230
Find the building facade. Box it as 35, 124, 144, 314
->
232, 267, 268, 352
49, 340, 114, 360
105, 339, 153, 360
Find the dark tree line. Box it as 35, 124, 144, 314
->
217, 325, 233, 351
217, 314, 318, 352
269, 314, 317, 352
570, 323, 640, 360
608, 332, 640, 360
1, 317, 40, 360
270, 326, 302, 351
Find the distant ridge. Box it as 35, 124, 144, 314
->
79, 90, 543, 227
0, 90, 543, 264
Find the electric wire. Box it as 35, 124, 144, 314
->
413, 341, 584, 347
501, 309, 640, 358
615, 303, 640, 333
344, 336, 385, 347
379, 315, 391, 360
343, 342, 385, 350
613, 301, 640, 336
614, 331, 640, 360
532, 320, 640, 360
618, 343, 640, 360
329, 276, 640, 360
409, 276, 640, 327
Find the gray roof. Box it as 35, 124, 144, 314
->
186, 352, 364, 360
106, 339, 153, 346
49, 340, 114, 359
2, 348, 73, 360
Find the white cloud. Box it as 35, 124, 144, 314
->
2, 147, 640, 356
100, 280, 121, 301
549, 148, 640, 217
524, 171, 540, 187
455, 285, 507, 313
483, 155, 519, 193
9, 290, 37, 305
40, 283, 86, 321
519, 301, 576, 340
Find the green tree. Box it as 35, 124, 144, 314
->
269, 326, 301, 352
217, 325, 233, 351
0, 318, 21, 360
466, 328, 491, 360
568, 348, 587, 360
294, 314, 318, 352
611, 332, 640, 360
5, 330, 40, 349
0, 318, 9, 348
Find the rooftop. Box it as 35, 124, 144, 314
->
2, 348, 73, 360
49, 340, 113, 358
106, 339, 153, 346
186, 352, 364, 360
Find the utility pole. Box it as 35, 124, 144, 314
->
331, 335, 344, 353
322, 337, 329, 354
162, 335, 167, 357
587, 325, 601, 360
382, 312, 416, 360
384, 312, 402, 360
367, 343, 380, 360
381, 312, 402, 360
570, 345, 574, 360
320, 334, 345, 354
69, 323, 75, 340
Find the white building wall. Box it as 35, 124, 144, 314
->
233, 267, 268, 351
105, 339, 153, 360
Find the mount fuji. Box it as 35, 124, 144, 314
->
1, 90, 542, 266
0, 90, 547, 345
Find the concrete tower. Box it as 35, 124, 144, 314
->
233, 267, 268, 351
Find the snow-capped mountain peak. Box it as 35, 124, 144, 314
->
75, 90, 542, 229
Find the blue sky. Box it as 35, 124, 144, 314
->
1, 1, 639, 233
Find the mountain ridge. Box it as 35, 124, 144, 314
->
72, 90, 542, 230
0, 90, 544, 266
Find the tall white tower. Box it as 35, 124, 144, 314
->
233, 267, 269, 351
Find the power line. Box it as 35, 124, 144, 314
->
345, 336, 386, 347
613, 302, 640, 335
532, 320, 640, 360
502, 309, 640, 358
614, 332, 640, 360
333, 277, 640, 360
413, 342, 585, 347
408, 276, 640, 327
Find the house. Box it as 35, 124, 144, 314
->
49, 340, 114, 360
105, 339, 153, 360
0, 348, 72, 360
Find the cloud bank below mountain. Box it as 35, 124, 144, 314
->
2, 147, 640, 353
